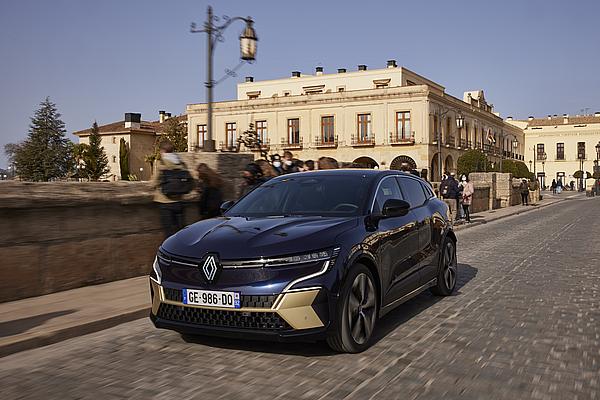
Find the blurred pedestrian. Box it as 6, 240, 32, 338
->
519, 179, 529, 205
305, 160, 315, 171
294, 159, 305, 172
551, 179, 557, 194
439, 172, 459, 222
317, 156, 339, 169
270, 154, 283, 175
239, 163, 266, 198
196, 163, 223, 220
461, 175, 474, 223
281, 151, 298, 174
152, 140, 193, 237
255, 159, 279, 180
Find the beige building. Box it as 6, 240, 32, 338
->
74, 112, 186, 181
186, 61, 525, 181
510, 114, 600, 190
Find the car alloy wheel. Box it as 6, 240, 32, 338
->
348, 273, 377, 345
431, 238, 458, 296
327, 264, 378, 353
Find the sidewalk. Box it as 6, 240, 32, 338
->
0, 192, 578, 358
0, 276, 150, 357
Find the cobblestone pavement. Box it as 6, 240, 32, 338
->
1, 195, 599, 400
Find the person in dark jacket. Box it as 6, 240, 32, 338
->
440, 172, 460, 222
519, 179, 529, 205
196, 163, 223, 219
238, 163, 266, 198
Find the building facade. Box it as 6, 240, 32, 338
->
186, 61, 525, 181
74, 111, 185, 181
513, 114, 600, 190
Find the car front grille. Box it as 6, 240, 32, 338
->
156, 303, 291, 331
163, 287, 277, 308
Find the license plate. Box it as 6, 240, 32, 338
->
182, 288, 241, 309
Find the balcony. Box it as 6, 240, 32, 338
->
458, 139, 472, 149
248, 138, 270, 152
281, 137, 303, 150
314, 135, 339, 148
445, 135, 456, 148
389, 132, 415, 145
219, 142, 239, 152
351, 135, 375, 147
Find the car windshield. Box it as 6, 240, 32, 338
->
225, 174, 371, 217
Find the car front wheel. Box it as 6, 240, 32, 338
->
431, 237, 458, 296
327, 264, 378, 353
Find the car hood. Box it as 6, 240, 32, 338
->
161, 216, 358, 260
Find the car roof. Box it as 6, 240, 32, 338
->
269, 169, 425, 183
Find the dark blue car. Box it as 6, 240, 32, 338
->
150, 169, 457, 352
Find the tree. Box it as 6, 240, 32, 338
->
9, 97, 72, 181
119, 138, 130, 180
161, 118, 187, 152
84, 121, 110, 181
457, 150, 488, 176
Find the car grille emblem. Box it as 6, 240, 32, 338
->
202, 255, 219, 283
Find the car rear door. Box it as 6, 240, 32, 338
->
371, 176, 421, 306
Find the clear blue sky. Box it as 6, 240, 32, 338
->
1, 0, 599, 168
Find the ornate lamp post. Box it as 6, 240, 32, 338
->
192, 6, 258, 152
512, 139, 519, 159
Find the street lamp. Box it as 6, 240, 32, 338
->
512, 139, 518, 160
192, 6, 258, 152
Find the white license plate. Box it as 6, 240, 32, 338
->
182, 289, 241, 309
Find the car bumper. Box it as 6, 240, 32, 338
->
149, 278, 331, 341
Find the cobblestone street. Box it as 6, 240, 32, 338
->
1, 195, 599, 400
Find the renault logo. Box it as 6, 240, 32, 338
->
202, 255, 219, 283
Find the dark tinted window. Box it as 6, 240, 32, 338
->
397, 177, 427, 208
421, 182, 434, 198
225, 175, 370, 217
372, 176, 403, 214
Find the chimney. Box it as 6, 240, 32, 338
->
315, 66, 323, 76
358, 64, 367, 71
387, 59, 397, 68
159, 110, 166, 123
245, 76, 254, 82
337, 68, 346, 73
547, 115, 552, 120
165, 112, 172, 120
563, 114, 569, 124
595, 112, 600, 117
291, 71, 301, 78
528, 116, 534, 121
553, 114, 557, 118
124, 113, 141, 129
506, 116, 513, 121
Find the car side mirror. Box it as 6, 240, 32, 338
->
382, 199, 410, 217
220, 200, 235, 215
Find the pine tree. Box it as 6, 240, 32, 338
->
119, 138, 130, 180
85, 121, 110, 181
11, 97, 72, 181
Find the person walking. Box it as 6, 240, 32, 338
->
551, 179, 557, 194
317, 156, 339, 169
196, 163, 223, 220
304, 160, 315, 171
440, 172, 460, 222
255, 159, 279, 180
281, 151, 298, 174
519, 179, 530, 205
461, 175, 474, 223
152, 140, 194, 237
238, 163, 266, 198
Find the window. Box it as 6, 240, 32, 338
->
556, 143, 564, 160
577, 142, 585, 159
287, 118, 300, 144
396, 111, 411, 139
372, 177, 403, 214
537, 143, 545, 158
321, 116, 335, 143
255, 121, 267, 143
446, 117, 451, 142
197, 124, 206, 148
337, 86, 345, 92
421, 182, 435, 198
357, 113, 372, 141
398, 177, 427, 208
112, 136, 116, 144
283, 91, 291, 97
225, 122, 237, 146
112, 155, 116, 163
433, 115, 439, 140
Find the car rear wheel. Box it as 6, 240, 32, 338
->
327, 264, 378, 353
431, 237, 457, 296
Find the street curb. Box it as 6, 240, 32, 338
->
454, 197, 568, 231
0, 307, 149, 358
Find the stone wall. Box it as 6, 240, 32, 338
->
0, 153, 252, 303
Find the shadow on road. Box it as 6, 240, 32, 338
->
181, 263, 477, 356
0, 309, 77, 338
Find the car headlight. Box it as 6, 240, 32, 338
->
265, 249, 335, 266
150, 256, 162, 284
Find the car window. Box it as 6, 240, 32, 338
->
397, 177, 427, 208
421, 181, 434, 198
372, 176, 403, 214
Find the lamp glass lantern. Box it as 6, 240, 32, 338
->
455, 113, 464, 129
240, 20, 258, 61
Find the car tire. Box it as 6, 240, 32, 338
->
327, 263, 378, 353
430, 237, 458, 296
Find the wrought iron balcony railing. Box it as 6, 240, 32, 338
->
351, 135, 375, 147
314, 135, 338, 148
389, 131, 414, 145
219, 142, 239, 152
281, 137, 303, 150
